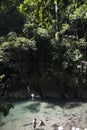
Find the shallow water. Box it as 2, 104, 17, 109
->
0, 99, 87, 130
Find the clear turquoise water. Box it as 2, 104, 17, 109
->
0, 100, 87, 130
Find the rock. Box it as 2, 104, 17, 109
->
58, 126, 64, 130
84, 128, 87, 130
38, 120, 45, 126
71, 127, 76, 130
76, 128, 80, 130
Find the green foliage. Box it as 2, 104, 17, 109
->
61, 24, 70, 33
18, 0, 55, 28
0, 0, 25, 35
69, 3, 87, 20
36, 27, 50, 39
0, 103, 14, 116
23, 22, 37, 38
35, 27, 54, 66
0, 74, 5, 81
0, 32, 37, 92
0, 0, 87, 99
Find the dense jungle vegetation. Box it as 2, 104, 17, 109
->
0, 0, 87, 104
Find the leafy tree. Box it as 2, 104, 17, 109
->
0, 0, 25, 35
0, 0, 87, 99
0, 32, 37, 94
0, 103, 14, 116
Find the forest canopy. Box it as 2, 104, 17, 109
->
0, 0, 87, 100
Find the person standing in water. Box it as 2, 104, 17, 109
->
31, 93, 35, 100
33, 118, 37, 129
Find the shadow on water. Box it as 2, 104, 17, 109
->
0, 118, 17, 127
22, 123, 32, 127
36, 128, 45, 130
51, 123, 59, 128
22, 123, 45, 130
44, 98, 83, 109
23, 102, 41, 113
45, 103, 56, 109
0, 122, 6, 127
60, 102, 82, 109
